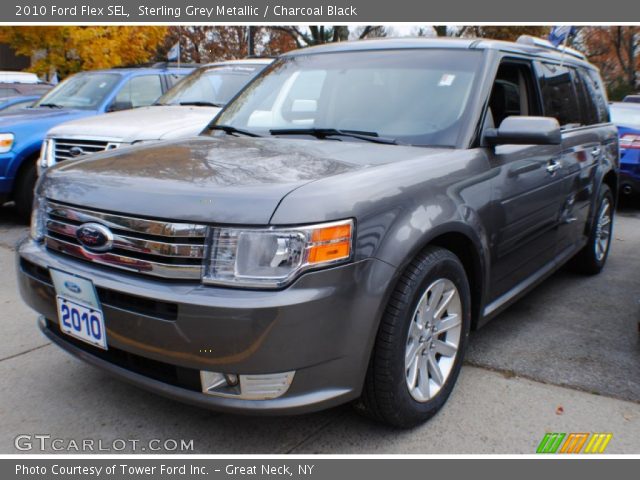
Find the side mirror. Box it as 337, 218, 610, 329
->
484, 116, 561, 146
107, 100, 133, 112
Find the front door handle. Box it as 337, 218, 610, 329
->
546, 159, 562, 175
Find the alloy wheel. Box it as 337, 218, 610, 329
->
405, 278, 462, 402
594, 197, 612, 262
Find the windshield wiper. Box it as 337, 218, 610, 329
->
38, 103, 63, 109
179, 101, 225, 108
269, 128, 397, 145
209, 124, 262, 137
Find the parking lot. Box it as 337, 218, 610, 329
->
1, 201, 639, 454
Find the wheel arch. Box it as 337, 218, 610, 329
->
381, 223, 488, 331
10, 147, 40, 199
602, 169, 618, 206
428, 231, 484, 330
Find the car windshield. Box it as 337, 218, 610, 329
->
212, 49, 483, 147
33, 72, 121, 110
157, 64, 267, 107
610, 104, 640, 129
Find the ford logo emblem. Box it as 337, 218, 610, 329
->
69, 146, 84, 157
76, 222, 114, 252
64, 281, 82, 294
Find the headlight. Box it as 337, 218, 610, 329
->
30, 194, 45, 242
38, 138, 54, 175
0, 133, 14, 153
203, 219, 354, 288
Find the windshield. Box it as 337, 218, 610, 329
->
610, 105, 640, 129
213, 50, 482, 147
157, 64, 267, 107
34, 72, 121, 110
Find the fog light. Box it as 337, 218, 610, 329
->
200, 371, 228, 393
200, 370, 295, 400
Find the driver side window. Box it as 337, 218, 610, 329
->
487, 61, 540, 128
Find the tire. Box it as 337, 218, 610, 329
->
13, 160, 37, 224
571, 184, 614, 275
357, 246, 471, 428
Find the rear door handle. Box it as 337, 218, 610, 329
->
546, 159, 562, 175
591, 147, 602, 157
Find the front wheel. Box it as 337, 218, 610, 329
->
357, 246, 471, 428
572, 184, 614, 275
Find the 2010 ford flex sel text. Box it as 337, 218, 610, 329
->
18, 38, 619, 427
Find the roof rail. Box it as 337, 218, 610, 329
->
244, 55, 277, 59
151, 62, 201, 69
516, 35, 587, 61
111, 62, 201, 69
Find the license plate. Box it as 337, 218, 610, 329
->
50, 269, 107, 350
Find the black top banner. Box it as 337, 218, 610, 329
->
6, 0, 638, 22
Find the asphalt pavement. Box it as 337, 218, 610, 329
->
0, 201, 638, 454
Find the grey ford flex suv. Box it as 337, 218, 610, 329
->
18, 37, 618, 427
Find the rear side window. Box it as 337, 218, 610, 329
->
571, 68, 598, 125
536, 62, 582, 127
580, 69, 610, 123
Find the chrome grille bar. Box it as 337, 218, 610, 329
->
46, 219, 205, 259
45, 237, 203, 280
47, 201, 207, 238
52, 138, 118, 162
44, 201, 207, 280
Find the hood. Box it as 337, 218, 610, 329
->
43, 136, 448, 225
0, 107, 94, 134
0, 107, 92, 125
48, 105, 220, 143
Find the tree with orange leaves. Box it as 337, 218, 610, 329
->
158, 27, 297, 63
581, 26, 639, 97
0, 26, 167, 78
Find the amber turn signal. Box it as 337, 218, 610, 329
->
307, 222, 352, 265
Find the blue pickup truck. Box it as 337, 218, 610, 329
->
0, 66, 192, 219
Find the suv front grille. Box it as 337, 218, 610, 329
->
44, 201, 207, 280
53, 138, 119, 162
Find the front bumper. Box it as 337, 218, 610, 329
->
17, 238, 397, 414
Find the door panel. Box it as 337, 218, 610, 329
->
554, 129, 600, 255
488, 143, 565, 299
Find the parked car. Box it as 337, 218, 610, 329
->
18, 37, 618, 428
0, 95, 39, 112
0, 66, 193, 219
39, 59, 272, 172
0, 82, 52, 98
0, 71, 41, 84
0, 70, 52, 98
609, 102, 640, 196
622, 95, 640, 104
